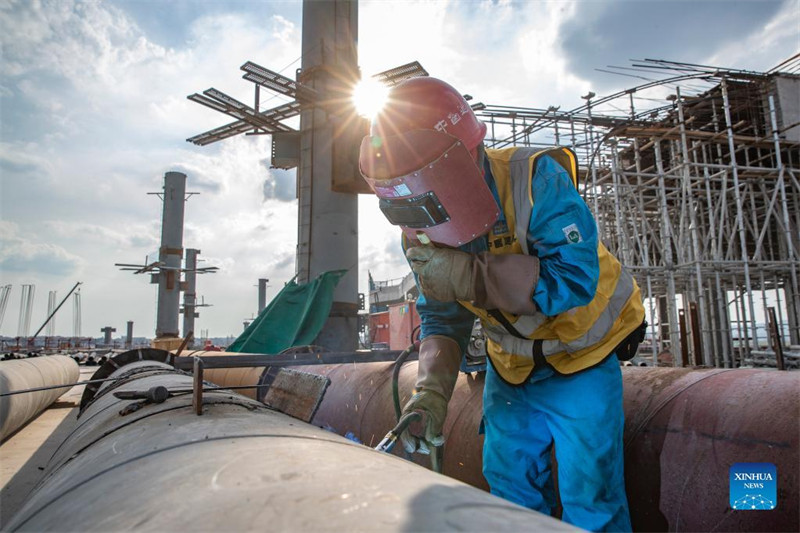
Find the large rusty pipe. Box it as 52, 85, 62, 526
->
621, 367, 798, 532
296, 363, 799, 532
299, 361, 487, 487
166, 353, 800, 531
6, 358, 575, 532
0, 356, 79, 441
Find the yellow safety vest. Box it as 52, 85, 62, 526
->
460, 147, 645, 385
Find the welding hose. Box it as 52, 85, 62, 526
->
392, 344, 417, 421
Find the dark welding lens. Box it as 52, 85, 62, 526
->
378, 191, 450, 229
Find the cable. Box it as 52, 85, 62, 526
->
0, 378, 283, 398
0, 377, 124, 397
410, 324, 421, 345
384, 343, 444, 473
392, 344, 416, 421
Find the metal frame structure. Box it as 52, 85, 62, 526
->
16, 284, 35, 339
475, 57, 800, 368
186, 4, 428, 352
45, 291, 57, 337
72, 290, 81, 338
0, 284, 12, 331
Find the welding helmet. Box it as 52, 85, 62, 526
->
359, 77, 497, 247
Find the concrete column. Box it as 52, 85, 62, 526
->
126, 321, 134, 349
258, 278, 268, 314
296, 0, 359, 351
101, 326, 116, 346
156, 172, 186, 340
182, 248, 199, 344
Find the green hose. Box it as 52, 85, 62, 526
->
392, 344, 416, 421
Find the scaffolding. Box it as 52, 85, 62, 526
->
475, 56, 800, 369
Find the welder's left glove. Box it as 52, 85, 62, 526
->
406, 246, 540, 315
407, 246, 474, 303
400, 335, 461, 455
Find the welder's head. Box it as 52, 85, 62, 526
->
358, 77, 498, 247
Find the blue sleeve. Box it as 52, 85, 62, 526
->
527, 156, 599, 316
415, 291, 474, 354
402, 237, 474, 354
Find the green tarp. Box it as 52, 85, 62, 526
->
227, 270, 347, 354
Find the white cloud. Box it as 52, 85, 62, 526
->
357, 197, 410, 292
0, 220, 86, 276
705, 1, 799, 70
44, 220, 159, 249
0, 1, 306, 336
1, 0, 302, 142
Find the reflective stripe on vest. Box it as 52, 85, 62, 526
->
460, 146, 644, 384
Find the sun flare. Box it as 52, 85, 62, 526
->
352, 78, 389, 119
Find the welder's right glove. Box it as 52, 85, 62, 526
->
400, 335, 462, 455
407, 246, 539, 315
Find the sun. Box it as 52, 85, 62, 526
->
352, 78, 389, 119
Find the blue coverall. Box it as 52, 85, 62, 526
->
411, 154, 632, 532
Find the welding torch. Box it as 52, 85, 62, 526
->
374, 342, 445, 473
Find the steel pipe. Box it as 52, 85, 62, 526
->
160, 352, 799, 531
293, 363, 798, 532
0, 355, 79, 441
622, 367, 798, 532
299, 361, 488, 488
6, 358, 574, 532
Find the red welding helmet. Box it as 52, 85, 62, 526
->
371, 77, 487, 152
360, 77, 497, 247
359, 129, 499, 247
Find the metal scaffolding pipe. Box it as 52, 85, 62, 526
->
6, 358, 572, 532
721, 79, 759, 354
0, 356, 79, 441
676, 89, 713, 366
653, 141, 681, 360
769, 94, 800, 345
627, 94, 658, 365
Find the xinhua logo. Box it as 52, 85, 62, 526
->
730, 463, 777, 510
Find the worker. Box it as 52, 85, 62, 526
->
359, 77, 646, 532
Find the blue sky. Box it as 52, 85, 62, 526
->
1, 0, 797, 338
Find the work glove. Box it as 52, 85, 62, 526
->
400, 389, 448, 455
407, 246, 540, 315
400, 335, 462, 455
406, 246, 475, 303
